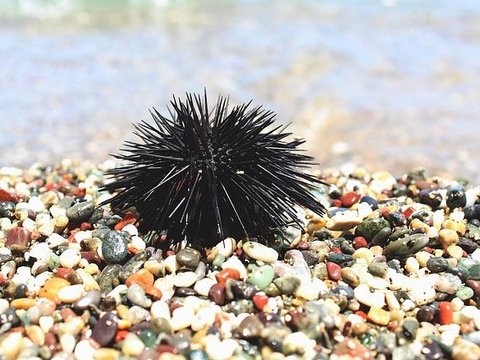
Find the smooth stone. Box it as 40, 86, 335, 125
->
340, 268, 360, 287
243, 242, 278, 263
466, 280, 480, 296
296, 278, 328, 300
214, 238, 236, 258
221, 256, 247, 279
176, 248, 201, 269
194, 278, 216, 297
122, 333, 145, 357
119, 252, 149, 282
447, 185, 467, 210
438, 229, 460, 249
354, 284, 385, 308
59, 249, 81, 269
128, 306, 150, 324
273, 276, 301, 295
435, 273, 462, 294
73, 290, 101, 311
150, 300, 171, 320
101, 231, 129, 264
326, 212, 361, 231
5, 227, 31, 250
66, 201, 94, 223
127, 284, 152, 308
171, 306, 195, 331
439, 301, 453, 325
208, 283, 225, 305
173, 271, 197, 288
246, 265, 274, 290
326, 262, 341, 281
191, 307, 216, 331
468, 264, 480, 280
416, 305, 436, 322
452, 338, 480, 360
368, 307, 390, 326
368, 262, 388, 277
125, 268, 154, 289
355, 218, 390, 241
409, 279, 436, 305
427, 257, 449, 273
384, 234, 429, 257
91, 312, 118, 347
57, 284, 85, 303
237, 315, 264, 338
456, 286, 474, 301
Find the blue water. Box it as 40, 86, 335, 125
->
1, 0, 480, 181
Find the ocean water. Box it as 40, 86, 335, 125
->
1, 0, 480, 182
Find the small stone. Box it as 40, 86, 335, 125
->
176, 248, 201, 269
447, 245, 464, 260
341, 191, 362, 207
243, 242, 278, 263
427, 257, 449, 273
127, 284, 152, 308
452, 338, 480, 360
74, 290, 101, 311
326, 262, 341, 281
173, 271, 198, 288
39, 277, 71, 302
208, 283, 225, 305
368, 262, 388, 277
354, 284, 385, 308
60, 333, 76, 353
273, 276, 301, 295
194, 277, 216, 297
341, 267, 361, 287
435, 273, 462, 294
5, 227, 31, 250
171, 306, 195, 331
355, 218, 390, 241
101, 231, 129, 264
246, 265, 274, 290
384, 234, 429, 257
416, 305, 436, 322
57, 284, 85, 303
237, 315, 264, 338
74, 339, 95, 360
25, 325, 45, 346
439, 301, 453, 325
59, 249, 81, 269
405, 257, 420, 274
214, 237, 236, 258
368, 307, 391, 326
438, 229, 459, 249
122, 333, 145, 357
66, 201, 95, 223
10, 298, 36, 310
221, 256, 247, 279
191, 307, 216, 331
447, 185, 467, 210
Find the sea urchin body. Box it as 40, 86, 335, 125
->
102, 92, 325, 247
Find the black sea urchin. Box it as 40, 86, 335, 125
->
102, 93, 325, 247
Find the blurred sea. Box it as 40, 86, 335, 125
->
1, 0, 480, 182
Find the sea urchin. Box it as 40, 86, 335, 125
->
102, 92, 326, 247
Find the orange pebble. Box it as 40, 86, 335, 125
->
439, 301, 453, 325
38, 278, 71, 303
215, 268, 240, 285
125, 269, 154, 289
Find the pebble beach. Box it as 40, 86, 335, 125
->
1, 160, 480, 359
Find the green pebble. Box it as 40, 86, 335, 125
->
468, 264, 480, 280
456, 286, 474, 301
273, 276, 301, 295
246, 265, 274, 290
47, 253, 60, 270
368, 262, 388, 277
355, 218, 390, 241
212, 254, 226, 267
138, 329, 157, 348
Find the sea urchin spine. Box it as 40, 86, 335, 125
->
102, 92, 325, 247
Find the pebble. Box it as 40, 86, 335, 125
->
171, 306, 195, 331
122, 333, 145, 357
354, 284, 385, 308
243, 242, 278, 263
101, 230, 129, 264
66, 201, 94, 223
273, 276, 301, 295
439, 302, 453, 325
59, 249, 81, 269
368, 307, 391, 325
246, 265, 274, 290
438, 229, 460, 249
57, 284, 85, 303
435, 273, 462, 294
176, 248, 201, 269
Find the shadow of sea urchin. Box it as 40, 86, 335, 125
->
102, 93, 326, 247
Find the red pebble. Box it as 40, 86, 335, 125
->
331, 199, 342, 208
341, 191, 361, 208
55, 267, 74, 280
466, 280, 480, 297
353, 236, 368, 249
5, 227, 31, 248
114, 213, 137, 231
115, 330, 129, 342
252, 294, 269, 311
402, 207, 416, 219
215, 268, 240, 285
80, 222, 92, 231
355, 310, 368, 320
439, 302, 453, 325
60, 308, 77, 321
330, 247, 342, 254
157, 344, 177, 354
0, 189, 19, 202
327, 262, 341, 281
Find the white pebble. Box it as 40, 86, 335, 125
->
150, 300, 171, 320
354, 284, 385, 308
173, 272, 197, 288
39, 316, 54, 333
191, 307, 217, 331
59, 249, 81, 269
215, 238, 236, 257
0, 299, 9, 314
243, 242, 278, 263
122, 224, 138, 236
22, 218, 36, 232
60, 334, 76, 353
171, 306, 195, 331
405, 257, 420, 274
25, 242, 50, 262
295, 279, 328, 301
164, 255, 180, 274
74, 339, 94, 360
283, 332, 316, 357
106, 285, 128, 305
50, 205, 66, 218
122, 333, 145, 357
385, 290, 400, 310
73, 231, 91, 242
205, 336, 238, 360
471, 249, 480, 262
28, 196, 45, 212
131, 236, 145, 251
58, 285, 85, 303
194, 277, 216, 297
47, 233, 68, 248
461, 306, 479, 321
154, 275, 175, 301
